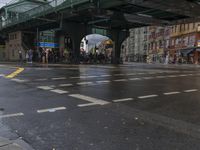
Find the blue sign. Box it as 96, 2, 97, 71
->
36, 42, 59, 48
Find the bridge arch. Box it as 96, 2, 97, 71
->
80, 34, 113, 64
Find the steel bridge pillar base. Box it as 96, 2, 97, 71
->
59, 22, 87, 64
109, 29, 129, 64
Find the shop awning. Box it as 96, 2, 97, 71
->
180, 49, 194, 56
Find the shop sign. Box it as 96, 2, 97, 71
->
36, 42, 59, 48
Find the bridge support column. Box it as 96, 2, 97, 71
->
59, 22, 87, 64
109, 29, 129, 64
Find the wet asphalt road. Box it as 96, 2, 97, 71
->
1, 63, 200, 150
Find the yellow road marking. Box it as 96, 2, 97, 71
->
6, 67, 24, 79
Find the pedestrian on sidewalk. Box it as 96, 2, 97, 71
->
25, 51, 29, 63
18, 50, 23, 65
28, 49, 33, 63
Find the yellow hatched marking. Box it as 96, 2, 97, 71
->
6, 68, 24, 79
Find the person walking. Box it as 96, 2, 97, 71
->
28, 49, 33, 63
25, 51, 29, 63
18, 50, 23, 65
42, 48, 46, 64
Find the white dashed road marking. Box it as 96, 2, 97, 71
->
96, 80, 110, 84
78, 103, 99, 107
126, 73, 136, 76
179, 75, 187, 77
156, 76, 166, 78
184, 89, 198, 93
0, 113, 24, 118
167, 75, 177, 78
37, 86, 53, 90
37, 107, 66, 113
52, 77, 66, 80
138, 95, 158, 99
143, 77, 154, 80
100, 75, 111, 77
163, 92, 180, 95
69, 94, 110, 105
85, 76, 98, 78
50, 89, 68, 94
113, 98, 134, 102
59, 84, 73, 87
11, 79, 28, 83
113, 79, 128, 82
70, 76, 80, 79
35, 78, 48, 81
77, 82, 94, 85
114, 74, 125, 76
129, 78, 141, 81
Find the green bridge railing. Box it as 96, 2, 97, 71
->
0, 0, 91, 30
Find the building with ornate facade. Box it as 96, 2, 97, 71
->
121, 27, 148, 62
147, 26, 171, 63
168, 22, 200, 64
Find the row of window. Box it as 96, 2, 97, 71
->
171, 23, 200, 33
148, 35, 196, 50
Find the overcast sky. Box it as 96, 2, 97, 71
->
85, 34, 109, 49
0, 0, 12, 8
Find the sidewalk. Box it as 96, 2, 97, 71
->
0, 124, 34, 150
1, 61, 200, 68
123, 62, 200, 68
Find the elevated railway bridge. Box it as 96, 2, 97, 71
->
1, 0, 200, 63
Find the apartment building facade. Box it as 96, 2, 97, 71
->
168, 22, 200, 64
147, 26, 171, 63
121, 27, 148, 62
